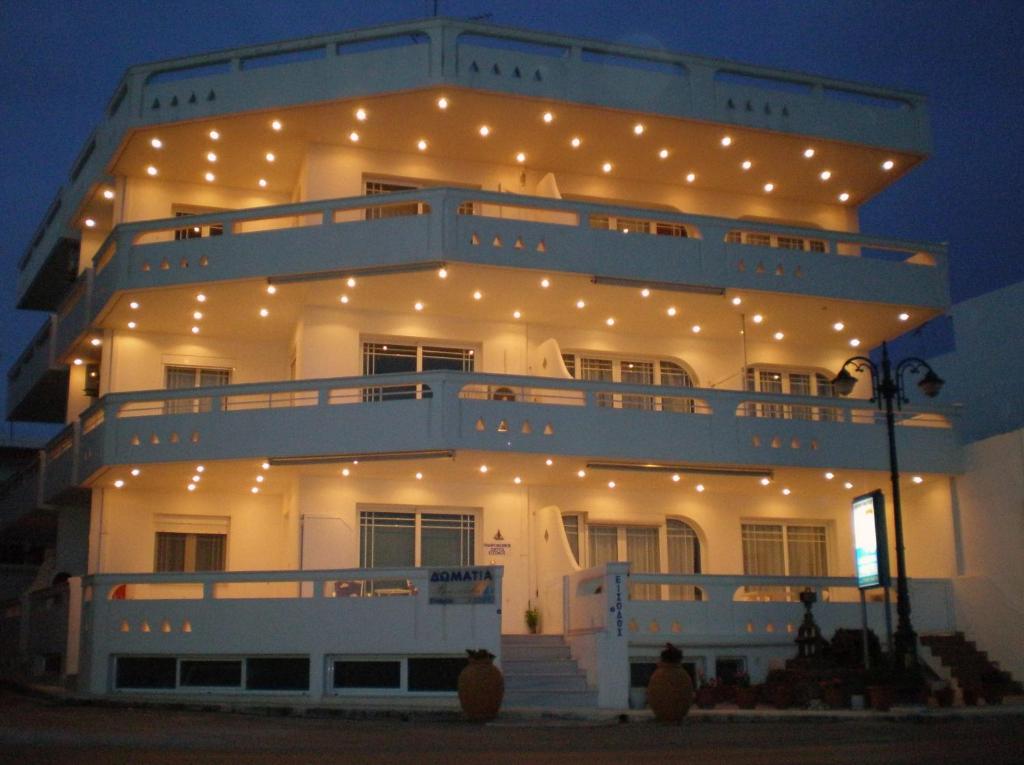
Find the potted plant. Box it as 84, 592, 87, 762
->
694, 674, 718, 709
646, 643, 694, 722
734, 672, 757, 709
524, 605, 540, 634
457, 648, 504, 722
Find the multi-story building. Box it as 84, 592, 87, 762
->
2, 18, 1005, 707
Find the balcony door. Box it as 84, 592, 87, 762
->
362, 341, 475, 401
165, 365, 231, 414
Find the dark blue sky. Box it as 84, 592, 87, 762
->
2, 0, 1022, 439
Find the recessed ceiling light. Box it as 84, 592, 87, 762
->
90, 337, 101, 346
515, 152, 526, 163
349, 131, 360, 142
84, 218, 96, 228
741, 160, 752, 170
438, 267, 448, 279
346, 278, 356, 288
73, 358, 83, 366
773, 331, 784, 340
803, 147, 815, 158
576, 299, 586, 309
570, 136, 581, 148
640, 288, 650, 298
355, 108, 367, 122
204, 172, 215, 182
112, 479, 126, 489
146, 165, 158, 176
752, 314, 764, 324
633, 123, 645, 135
415, 472, 423, 480
667, 307, 677, 317
478, 125, 490, 137
127, 321, 137, 329
417, 139, 428, 151
540, 278, 550, 288
760, 477, 771, 486
513, 476, 522, 484
912, 475, 923, 484
479, 465, 488, 474
763, 182, 775, 193
685, 172, 696, 183
882, 159, 895, 171
732, 297, 742, 306
260, 462, 269, 470
266, 284, 277, 295
833, 322, 845, 331
513, 310, 522, 319
658, 148, 669, 159
437, 96, 449, 110
258, 178, 268, 188
542, 111, 554, 123
720, 135, 732, 147
545, 459, 554, 466
607, 481, 616, 489
265, 152, 276, 163
819, 170, 832, 181
473, 290, 483, 300
838, 192, 850, 202
103, 189, 115, 200
602, 162, 613, 173
898, 312, 910, 321
849, 338, 861, 347
672, 474, 681, 482
695, 483, 705, 493
131, 468, 141, 477
150, 138, 163, 149
342, 468, 350, 476
692, 325, 701, 333
254, 475, 263, 483
196, 465, 205, 473
577, 469, 586, 478
209, 130, 220, 140
844, 481, 854, 490
206, 151, 217, 163
606, 317, 615, 326
250, 486, 259, 494
782, 488, 791, 496
129, 301, 139, 310
414, 301, 424, 311
191, 326, 200, 334
271, 119, 282, 131
339, 294, 349, 304
259, 308, 269, 317
825, 472, 835, 480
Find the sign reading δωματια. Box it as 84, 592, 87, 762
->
428, 567, 495, 604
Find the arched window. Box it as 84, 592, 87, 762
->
667, 519, 702, 601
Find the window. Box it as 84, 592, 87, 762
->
726, 229, 826, 253
666, 519, 702, 601
565, 354, 695, 412
165, 365, 231, 414
365, 179, 475, 217
741, 522, 828, 600
359, 508, 475, 568
589, 214, 688, 237
587, 524, 660, 600
173, 210, 224, 241
562, 514, 581, 565
745, 366, 838, 421
362, 341, 475, 401
155, 532, 225, 572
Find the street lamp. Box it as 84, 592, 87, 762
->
832, 341, 944, 670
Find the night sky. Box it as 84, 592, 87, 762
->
2, 0, 1022, 441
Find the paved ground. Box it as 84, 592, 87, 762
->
0, 689, 1021, 765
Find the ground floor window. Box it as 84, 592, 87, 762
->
359, 508, 475, 568
741, 522, 829, 600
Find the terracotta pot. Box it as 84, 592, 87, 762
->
735, 686, 757, 709
647, 662, 694, 722
867, 685, 893, 712
457, 655, 504, 721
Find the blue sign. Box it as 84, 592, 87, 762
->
852, 490, 890, 589
428, 567, 495, 604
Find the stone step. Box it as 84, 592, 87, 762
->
504, 672, 589, 692
503, 689, 600, 708
501, 644, 573, 661
501, 659, 583, 676
501, 634, 568, 647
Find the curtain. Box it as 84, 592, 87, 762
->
667, 520, 701, 600
626, 527, 660, 600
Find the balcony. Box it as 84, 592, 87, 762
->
17, 18, 932, 309
14, 371, 958, 505
5, 316, 68, 423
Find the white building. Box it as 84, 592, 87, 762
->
1, 18, 1015, 707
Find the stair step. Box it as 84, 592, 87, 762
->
502, 644, 572, 661
501, 634, 568, 646
504, 673, 589, 691
503, 689, 600, 708
502, 659, 585, 675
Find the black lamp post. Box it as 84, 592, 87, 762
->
832, 341, 944, 670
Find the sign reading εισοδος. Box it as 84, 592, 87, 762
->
428, 567, 495, 604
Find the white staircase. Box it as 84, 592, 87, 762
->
500, 634, 598, 708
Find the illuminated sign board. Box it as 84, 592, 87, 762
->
852, 490, 890, 590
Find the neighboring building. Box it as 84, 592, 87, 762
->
1, 18, 1002, 706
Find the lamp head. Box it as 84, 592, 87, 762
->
917, 369, 944, 398
832, 367, 858, 397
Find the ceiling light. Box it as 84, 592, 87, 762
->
819, 170, 832, 181
782, 488, 791, 496
803, 148, 815, 158
633, 123, 645, 135
672, 474, 681, 482
114, 480, 125, 488
131, 468, 141, 477
542, 111, 554, 123
577, 469, 586, 478
436, 96, 449, 110
606, 317, 615, 326
129, 301, 139, 310
513, 310, 522, 319
150, 138, 163, 149
667, 307, 677, 317
341, 468, 350, 476
720, 135, 732, 147
346, 277, 357, 288
732, 297, 742, 306
349, 131, 360, 142
692, 325, 702, 334
513, 476, 522, 484
741, 160, 752, 170
773, 331, 784, 340
209, 130, 220, 140
415, 472, 423, 480
265, 152, 275, 162
602, 162, 613, 173
658, 148, 669, 159
414, 301, 424, 311
479, 465, 489, 473
250, 486, 259, 494
640, 288, 650, 298
271, 119, 282, 131
260, 462, 269, 470
882, 159, 895, 171
478, 125, 490, 137
339, 295, 349, 304
545, 459, 554, 466
570, 136, 581, 148
607, 481, 616, 489
146, 165, 158, 176
912, 475, 924, 484
196, 465, 205, 473
844, 481, 854, 490
838, 192, 850, 202
127, 321, 137, 329
760, 477, 771, 486
204, 172, 215, 182
515, 152, 527, 164
258, 178, 268, 188
438, 267, 448, 279
103, 188, 115, 200
355, 108, 367, 122
763, 182, 775, 193
849, 338, 861, 347
259, 308, 269, 317
695, 483, 705, 492
90, 337, 101, 347
73, 358, 83, 366
540, 278, 550, 288
833, 322, 845, 331
417, 139, 428, 151
254, 475, 263, 484
191, 326, 200, 334
752, 314, 764, 324
473, 290, 482, 300
576, 299, 585, 309
825, 472, 835, 480
266, 284, 277, 295
898, 312, 910, 321
192, 474, 202, 483
206, 151, 217, 163
84, 218, 96, 228
685, 172, 696, 183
